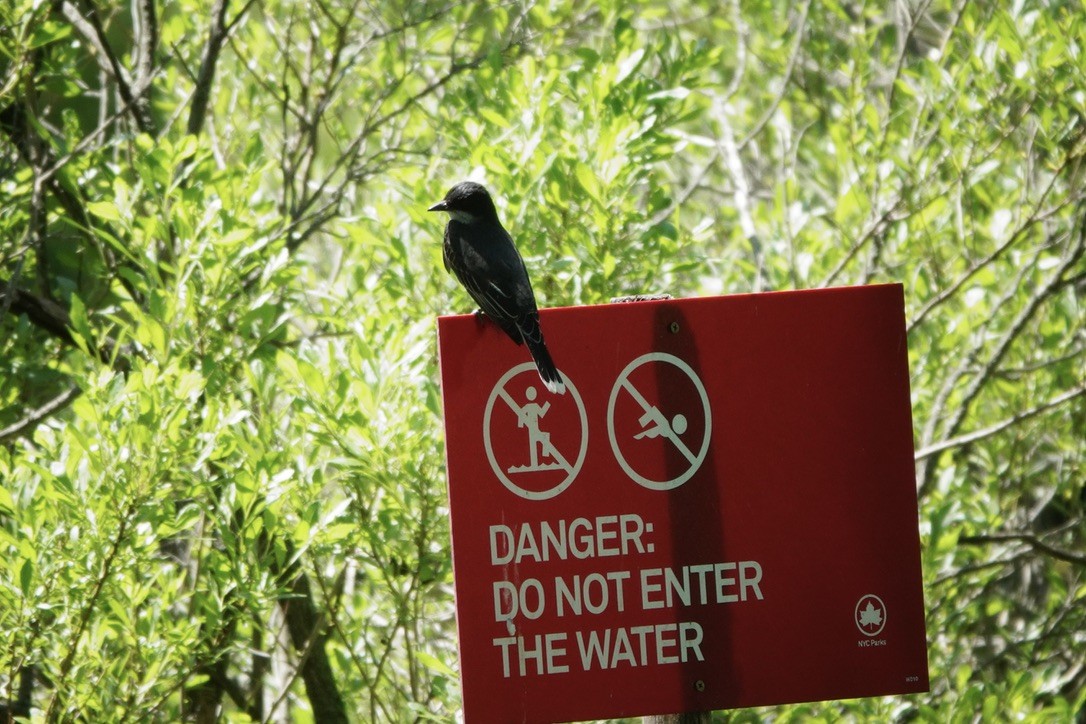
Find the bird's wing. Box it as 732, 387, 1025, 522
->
445, 223, 525, 342
463, 270, 524, 342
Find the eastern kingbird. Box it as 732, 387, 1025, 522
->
429, 181, 565, 394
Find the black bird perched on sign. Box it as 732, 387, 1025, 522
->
429, 181, 565, 394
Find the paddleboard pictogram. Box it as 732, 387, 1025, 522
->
483, 363, 587, 500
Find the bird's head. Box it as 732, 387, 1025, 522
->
427, 181, 499, 223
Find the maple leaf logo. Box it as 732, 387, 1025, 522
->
858, 602, 883, 629
855, 594, 888, 636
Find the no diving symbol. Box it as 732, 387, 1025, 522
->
607, 352, 712, 490
483, 363, 588, 501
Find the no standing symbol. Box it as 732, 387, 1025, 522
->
483, 363, 588, 500
607, 352, 712, 490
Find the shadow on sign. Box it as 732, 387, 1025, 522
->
653, 301, 737, 714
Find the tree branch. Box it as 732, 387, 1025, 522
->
133, 0, 158, 124
45, 498, 138, 720
914, 385, 1086, 461
187, 0, 260, 136
917, 208, 1086, 496
0, 282, 76, 345
0, 102, 94, 236
738, 0, 812, 150
940, 216, 1086, 444
0, 387, 82, 444
0, 666, 35, 722
0, 281, 125, 368
714, 99, 764, 291
907, 190, 1075, 334
278, 567, 348, 724
959, 532, 1086, 568
60, 0, 152, 133
187, 0, 230, 136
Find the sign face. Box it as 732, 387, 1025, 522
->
438, 284, 929, 723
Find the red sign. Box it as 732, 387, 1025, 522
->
438, 284, 928, 723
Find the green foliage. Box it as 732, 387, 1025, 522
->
1, 0, 1083, 720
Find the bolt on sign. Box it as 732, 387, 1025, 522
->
437, 284, 929, 723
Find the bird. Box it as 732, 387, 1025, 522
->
428, 181, 565, 394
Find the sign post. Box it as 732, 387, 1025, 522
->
438, 284, 929, 723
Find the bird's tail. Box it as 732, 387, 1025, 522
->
518, 315, 566, 395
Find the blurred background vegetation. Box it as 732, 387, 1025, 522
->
1, 0, 1083, 720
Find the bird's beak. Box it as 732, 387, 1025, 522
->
427, 200, 447, 212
